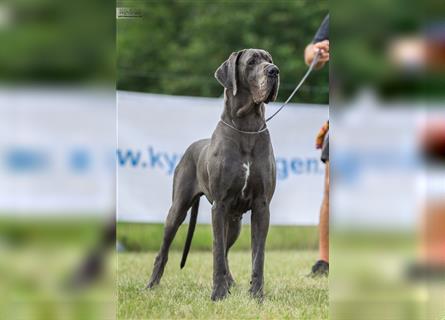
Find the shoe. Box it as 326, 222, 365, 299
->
309, 260, 329, 277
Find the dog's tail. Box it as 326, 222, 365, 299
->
180, 197, 199, 269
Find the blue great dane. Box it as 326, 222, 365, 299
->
147, 48, 280, 301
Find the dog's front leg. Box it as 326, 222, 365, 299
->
249, 199, 270, 301
211, 201, 229, 301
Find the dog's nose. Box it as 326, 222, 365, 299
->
267, 65, 279, 77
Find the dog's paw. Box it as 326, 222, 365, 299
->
211, 284, 229, 301
226, 274, 235, 288
249, 284, 264, 302
145, 278, 160, 289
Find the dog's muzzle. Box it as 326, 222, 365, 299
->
266, 65, 280, 78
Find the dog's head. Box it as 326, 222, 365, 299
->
215, 49, 280, 104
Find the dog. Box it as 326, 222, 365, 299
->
146, 48, 280, 301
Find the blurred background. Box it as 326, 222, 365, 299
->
117, 0, 329, 104
330, 0, 445, 319
0, 0, 115, 319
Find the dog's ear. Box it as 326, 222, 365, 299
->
214, 50, 244, 96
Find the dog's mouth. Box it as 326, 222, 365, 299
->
264, 79, 278, 104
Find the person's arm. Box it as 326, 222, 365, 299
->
305, 14, 329, 69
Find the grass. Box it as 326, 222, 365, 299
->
117, 223, 318, 251
0, 245, 116, 320
0, 217, 104, 246
118, 250, 328, 319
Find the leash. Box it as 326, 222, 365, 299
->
220, 119, 269, 135
220, 49, 322, 134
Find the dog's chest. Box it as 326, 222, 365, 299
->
238, 160, 252, 198
221, 160, 262, 215
205, 133, 275, 210
231, 159, 259, 200
222, 167, 251, 215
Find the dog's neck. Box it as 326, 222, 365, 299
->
221, 88, 266, 132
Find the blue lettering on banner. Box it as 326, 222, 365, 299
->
117, 149, 141, 166
6, 148, 49, 172
276, 157, 322, 179
117, 145, 323, 179
147, 146, 163, 169
70, 148, 90, 173
4, 146, 99, 174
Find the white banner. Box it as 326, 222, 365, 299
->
118, 91, 328, 225
0, 88, 115, 217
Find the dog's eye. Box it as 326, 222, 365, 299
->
248, 59, 256, 65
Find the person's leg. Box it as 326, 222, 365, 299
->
319, 160, 329, 262
310, 160, 329, 277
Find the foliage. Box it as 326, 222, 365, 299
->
0, 0, 114, 83
117, 0, 329, 104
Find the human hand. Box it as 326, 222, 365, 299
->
315, 121, 329, 149
313, 40, 330, 62
305, 40, 329, 69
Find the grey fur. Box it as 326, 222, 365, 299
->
146, 49, 280, 301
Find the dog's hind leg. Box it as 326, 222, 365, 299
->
146, 201, 189, 289
146, 154, 199, 289
225, 218, 242, 288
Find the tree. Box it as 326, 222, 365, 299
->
117, 0, 329, 104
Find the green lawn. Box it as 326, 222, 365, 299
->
117, 223, 318, 252
118, 250, 328, 319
